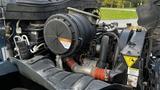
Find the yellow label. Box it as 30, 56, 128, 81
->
123, 55, 138, 67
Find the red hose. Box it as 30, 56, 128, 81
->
66, 58, 110, 81
66, 58, 77, 69
91, 67, 106, 80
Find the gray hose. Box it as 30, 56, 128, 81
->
97, 35, 110, 68
104, 32, 120, 68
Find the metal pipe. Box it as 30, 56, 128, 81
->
66, 58, 93, 75
66, 58, 110, 81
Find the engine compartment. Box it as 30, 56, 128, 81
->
2, 7, 146, 90
1, 0, 159, 90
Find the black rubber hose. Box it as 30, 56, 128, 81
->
97, 35, 110, 68
104, 32, 120, 68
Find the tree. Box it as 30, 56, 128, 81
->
131, 0, 148, 6
103, 0, 126, 8
103, 0, 116, 7
116, 0, 126, 8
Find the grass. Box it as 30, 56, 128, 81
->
100, 8, 138, 20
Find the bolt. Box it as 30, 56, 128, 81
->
127, 51, 131, 54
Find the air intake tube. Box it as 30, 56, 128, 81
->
66, 57, 125, 82
65, 57, 110, 81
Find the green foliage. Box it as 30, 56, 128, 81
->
102, 0, 148, 8
100, 8, 137, 20
103, 0, 129, 8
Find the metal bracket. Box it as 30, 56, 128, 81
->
121, 30, 146, 57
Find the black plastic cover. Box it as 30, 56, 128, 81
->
0, 0, 101, 20
11, 56, 121, 90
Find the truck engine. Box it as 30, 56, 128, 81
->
0, 0, 160, 90
5, 7, 144, 89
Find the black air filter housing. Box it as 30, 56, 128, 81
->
44, 14, 96, 56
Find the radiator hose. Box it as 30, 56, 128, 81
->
97, 35, 110, 69
66, 58, 110, 81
